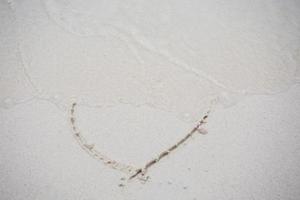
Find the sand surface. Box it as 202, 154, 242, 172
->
1, 0, 300, 199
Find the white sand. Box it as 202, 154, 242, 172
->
1, 0, 300, 199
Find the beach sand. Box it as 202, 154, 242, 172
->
1, 0, 300, 199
